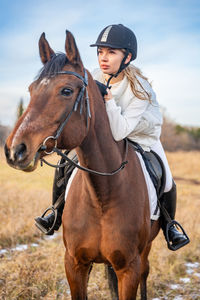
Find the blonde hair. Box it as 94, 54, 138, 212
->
123, 64, 151, 101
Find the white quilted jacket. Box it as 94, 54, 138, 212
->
92, 68, 163, 151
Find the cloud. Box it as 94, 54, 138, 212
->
144, 63, 200, 126
0, 80, 30, 126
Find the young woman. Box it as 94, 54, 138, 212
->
35, 24, 189, 250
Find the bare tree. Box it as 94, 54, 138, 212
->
16, 97, 25, 120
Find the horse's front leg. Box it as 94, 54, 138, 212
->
64, 250, 91, 300
139, 243, 151, 300
116, 256, 141, 300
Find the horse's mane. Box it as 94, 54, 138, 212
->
36, 53, 68, 81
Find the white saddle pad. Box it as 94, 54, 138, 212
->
136, 152, 160, 220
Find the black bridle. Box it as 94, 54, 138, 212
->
40, 68, 128, 176
48, 69, 91, 142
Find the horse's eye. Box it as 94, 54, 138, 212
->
61, 88, 73, 97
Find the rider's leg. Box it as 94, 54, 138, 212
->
35, 153, 77, 235
151, 140, 189, 250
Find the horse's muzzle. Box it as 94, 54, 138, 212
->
4, 142, 40, 172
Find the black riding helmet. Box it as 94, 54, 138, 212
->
90, 24, 137, 85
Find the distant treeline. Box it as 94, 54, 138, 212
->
0, 124, 11, 147
161, 115, 200, 151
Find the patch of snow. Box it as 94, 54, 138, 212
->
0, 249, 8, 255
186, 268, 194, 274
30, 243, 39, 247
170, 284, 181, 290
194, 272, 200, 278
44, 232, 60, 240
185, 262, 199, 268
66, 289, 71, 295
13, 244, 28, 251
0, 231, 61, 256
174, 296, 183, 300
179, 277, 191, 283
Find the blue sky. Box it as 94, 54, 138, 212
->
0, 0, 200, 127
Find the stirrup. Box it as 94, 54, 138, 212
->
165, 220, 190, 251
35, 206, 57, 235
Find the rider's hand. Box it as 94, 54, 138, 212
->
104, 88, 113, 102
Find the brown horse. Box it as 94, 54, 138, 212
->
5, 31, 160, 300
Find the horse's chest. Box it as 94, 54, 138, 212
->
64, 218, 104, 263
63, 205, 142, 268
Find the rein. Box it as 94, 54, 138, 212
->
41, 139, 128, 176
40, 68, 128, 176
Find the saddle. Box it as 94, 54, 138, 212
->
128, 140, 166, 200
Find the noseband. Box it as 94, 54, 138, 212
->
40, 68, 128, 176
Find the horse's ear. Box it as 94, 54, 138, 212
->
65, 30, 82, 65
39, 32, 55, 64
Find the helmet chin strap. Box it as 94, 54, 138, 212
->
106, 49, 130, 89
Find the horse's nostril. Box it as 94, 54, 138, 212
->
14, 143, 27, 162
4, 143, 10, 160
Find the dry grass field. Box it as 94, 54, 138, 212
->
0, 148, 200, 299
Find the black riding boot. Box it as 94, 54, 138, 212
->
160, 181, 190, 251
35, 153, 77, 235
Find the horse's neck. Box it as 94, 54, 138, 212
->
78, 125, 124, 174
76, 93, 125, 199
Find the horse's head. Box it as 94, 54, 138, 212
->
5, 31, 93, 171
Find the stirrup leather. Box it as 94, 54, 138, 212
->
35, 206, 57, 235
165, 220, 190, 251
